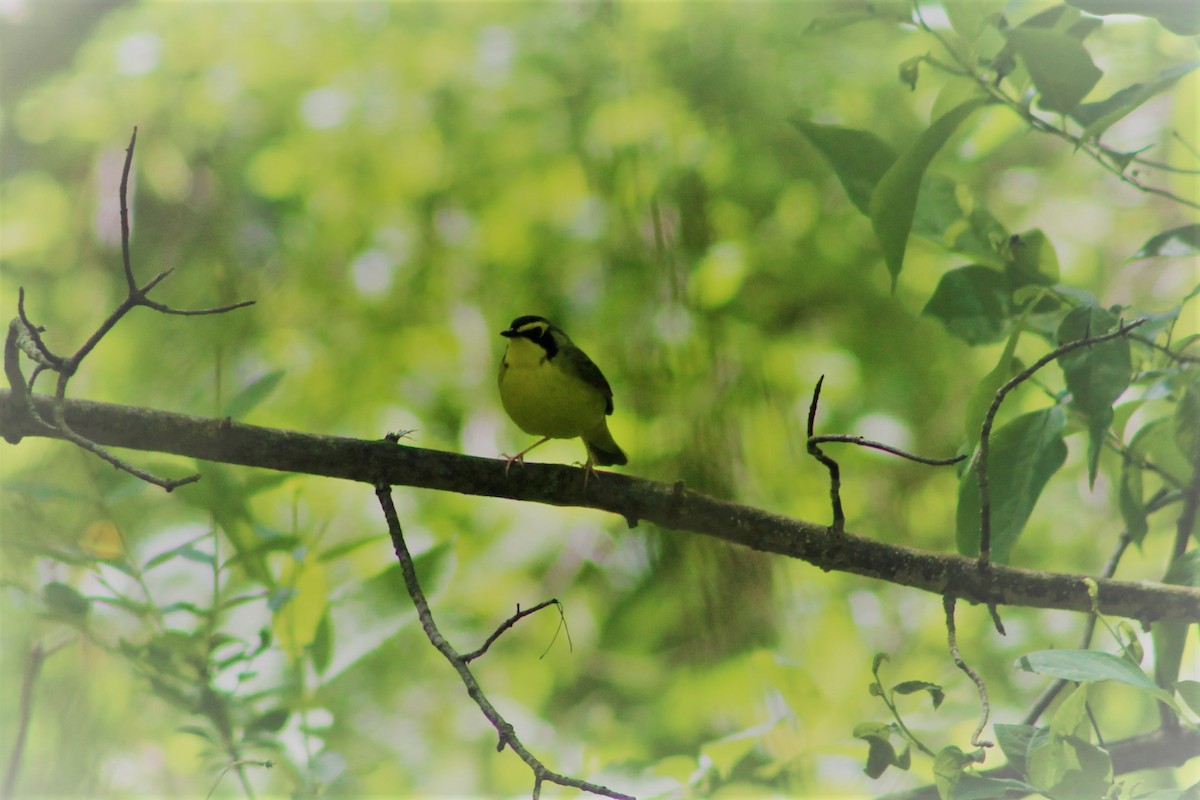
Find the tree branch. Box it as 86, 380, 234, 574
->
2, 390, 1196, 623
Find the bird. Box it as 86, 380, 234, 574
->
497, 315, 627, 483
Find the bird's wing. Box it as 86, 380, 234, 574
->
562, 345, 615, 415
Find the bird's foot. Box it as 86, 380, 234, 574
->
501, 452, 526, 477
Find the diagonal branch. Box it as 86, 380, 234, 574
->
374, 482, 634, 800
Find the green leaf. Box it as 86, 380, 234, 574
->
994, 723, 1037, 775
923, 265, 1013, 345
44, 581, 90, 617
957, 408, 1068, 563
311, 610, 333, 674
1073, 61, 1200, 142
1003, 229, 1059, 288
934, 746, 971, 800
1117, 455, 1148, 545
246, 707, 291, 735
1135, 224, 1200, 259
893, 680, 945, 709
943, 0, 1006, 42
911, 175, 1010, 268
965, 329, 1022, 447
1017, 649, 1176, 706
870, 98, 988, 285
1130, 417, 1193, 487
793, 120, 896, 214
1177, 680, 1200, 717
1066, 0, 1200, 36
1005, 28, 1102, 113
1153, 551, 1200, 694
223, 370, 286, 420
1057, 306, 1131, 415
854, 722, 905, 779
1175, 379, 1200, 467
804, 2, 913, 33
1057, 305, 1131, 486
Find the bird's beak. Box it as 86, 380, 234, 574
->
500, 327, 517, 338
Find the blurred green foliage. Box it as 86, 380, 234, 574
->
1, 1, 1196, 798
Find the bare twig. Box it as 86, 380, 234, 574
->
807, 376, 966, 533
943, 595, 992, 750
808, 434, 966, 467
5, 127, 255, 491
806, 376, 845, 532
463, 600, 565, 663
2, 637, 72, 800
374, 481, 634, 800
976, 318, 1147, 567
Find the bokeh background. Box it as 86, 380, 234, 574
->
1, 1, 1196, 797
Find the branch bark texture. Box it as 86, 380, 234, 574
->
2, 390, 1196, 623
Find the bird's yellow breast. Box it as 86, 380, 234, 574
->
499, 337, 607, 439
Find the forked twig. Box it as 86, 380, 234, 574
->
374, 481, 634, 800
4, 127, 255, 490
464, 600, 568, 663
807, 375, 966, 533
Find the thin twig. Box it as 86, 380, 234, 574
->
374, 481, 635, 800
976, 318, 1147, 567
806, 376, 845, 533
943, 595, 992, 750
5, 127, 255, 491
1, 636, 72, 800
119, 127, 138, 291
808, 434, 966, 467
463, 600, 563, 663
2, 643, 46, 800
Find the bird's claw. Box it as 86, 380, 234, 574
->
501, 453, 525, 477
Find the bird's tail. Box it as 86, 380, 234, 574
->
584, 421, 627, 467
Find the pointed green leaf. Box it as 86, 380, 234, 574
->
965, 329, 1022, 446
934, 746, 971, 800
223, 370, 287, 420
1005, 28, 1102, 113
957, 408, 1068, 563
854, 722, 903, 779
911, 176, 1009, 268
1057, 305, 1130, 486
44, 581, 90, 617
1003, 229, 1059, 288
870, 99, 988, 284
1017, 649, 1176, 706
1117, 455, 1148, 544
893, 680, 946, 709
1066, 0, 1200, 36
923, 265, 1013, 345
994, 723, 1038, 775
793, 120, 896, 214
1073, 61, 1200, 142
944, 1, 1006, 41
1177, 680, 1200, 717
1135, 224, 1200, 259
